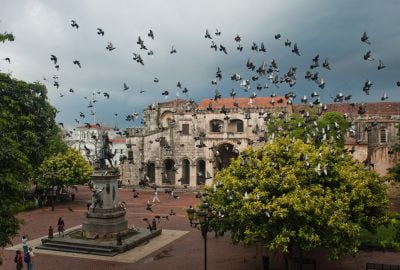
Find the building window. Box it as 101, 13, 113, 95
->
210, 120, 223, 133
127, 151, 133, 160
236, 121, 244, 132
182, 124, 189, 135
380, 129, 387, 143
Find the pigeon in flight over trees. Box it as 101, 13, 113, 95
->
123, 83, 129, 91
106, 42, 116, 51
73, 60, 81, 68
237, 44, 243, 51
284, 39, 291, 47
170, 46, 177, 54
148, 29, 154, 40
292, 43, 300, 56
363, 80, 373, 95
377, 60, 386, 70
71, 20, 79, 29
363, 51, 374, 61
210, 41, 217, 51
219, 45, 227, 54
204, 29, 212, 39
50, 55, 57, 64
215, 29, 221, 36
322, 58, 331, 70
97, 28, 104, 36
274, 33, 281, 40
3, 57, 10, 63
361, 32, 371, 45
234, 34, 241, 42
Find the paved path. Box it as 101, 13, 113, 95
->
1, 186, 400, 270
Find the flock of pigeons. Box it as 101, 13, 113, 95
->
1, 19, 399, 135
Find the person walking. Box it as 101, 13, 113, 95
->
152, 188, 160, 204
14, 250, 23, 270
28, 247, 34, 270
57, 217, 65, 237
21, 235, 28, 254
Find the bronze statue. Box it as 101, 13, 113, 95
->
98, 132, 114, 169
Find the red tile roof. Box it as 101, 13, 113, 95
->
198, 97, 289, 109
293, 102, 400, 115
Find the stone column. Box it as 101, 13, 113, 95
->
189, 164, 197, 188
155, 165, 162, 186
175, 163, 183, 187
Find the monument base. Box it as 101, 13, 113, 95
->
37, 227, 162, 256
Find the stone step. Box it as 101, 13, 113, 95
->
41, 239, 116, 251
36, 244, 119, 256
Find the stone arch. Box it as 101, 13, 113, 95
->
214, 142, 239, 171
228, 119, 244, 133
145, 162, 156, 183
163, 158, 176, 184
196, 159, 206, 185
209, 119, 224, 133
160, 111, 174, 128
181, 159, 190, 185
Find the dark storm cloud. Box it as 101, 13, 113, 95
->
0, 0, 399, 128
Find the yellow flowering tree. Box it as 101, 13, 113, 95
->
38, 148, 93, 190
205, 137, 388, 260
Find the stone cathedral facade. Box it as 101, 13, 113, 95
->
120, 97, 400, 188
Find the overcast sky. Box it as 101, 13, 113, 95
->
1, 0, 399, 129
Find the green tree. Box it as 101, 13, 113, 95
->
38, 148, 93, 190
0, 32, 15, 43
205, 137, 388, 261
266, 111, 348, 148
0, 72, 63, 247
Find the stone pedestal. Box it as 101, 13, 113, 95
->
82, 170, 128, 239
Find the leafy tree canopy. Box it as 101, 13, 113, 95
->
0, 72, 65, 247
38, 148, 93, 188
205, 137, 388, 259
0, 32, 15, 43
266, 111, 349, 148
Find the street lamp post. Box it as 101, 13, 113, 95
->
187, 202, 214, 270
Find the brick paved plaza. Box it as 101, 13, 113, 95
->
1, 186, 400, 270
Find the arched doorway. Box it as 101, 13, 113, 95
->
196, 159, 206, 185
216, 143, 238, 171
163, 159, 175, 184
146, 162, 155, 183
181, 159, 190, 185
